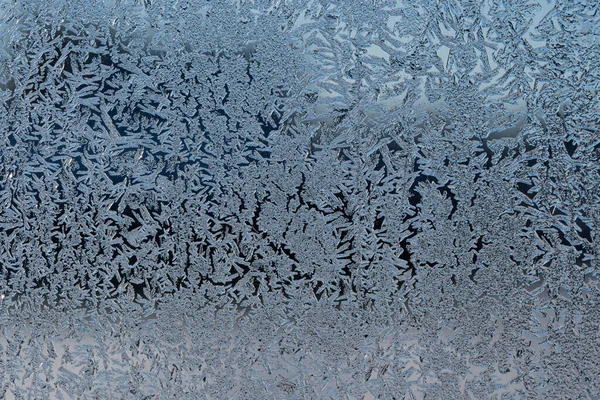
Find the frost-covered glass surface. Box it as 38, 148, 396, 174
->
0, 0, 598, 398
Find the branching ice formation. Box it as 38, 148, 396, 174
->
0, 0, 598, 398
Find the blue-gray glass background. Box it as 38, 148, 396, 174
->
0, 0, 598, 398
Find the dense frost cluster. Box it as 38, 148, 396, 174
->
0, 0, 598, 398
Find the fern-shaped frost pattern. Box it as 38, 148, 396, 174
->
0, 0, 598, 398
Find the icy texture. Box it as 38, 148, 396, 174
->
0, 0, 599, 398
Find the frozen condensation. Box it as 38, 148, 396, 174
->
0, 0, 598, 398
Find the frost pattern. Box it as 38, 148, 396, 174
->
0, 0, 599, 398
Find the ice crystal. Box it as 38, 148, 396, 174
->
0, 0, 598, 398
